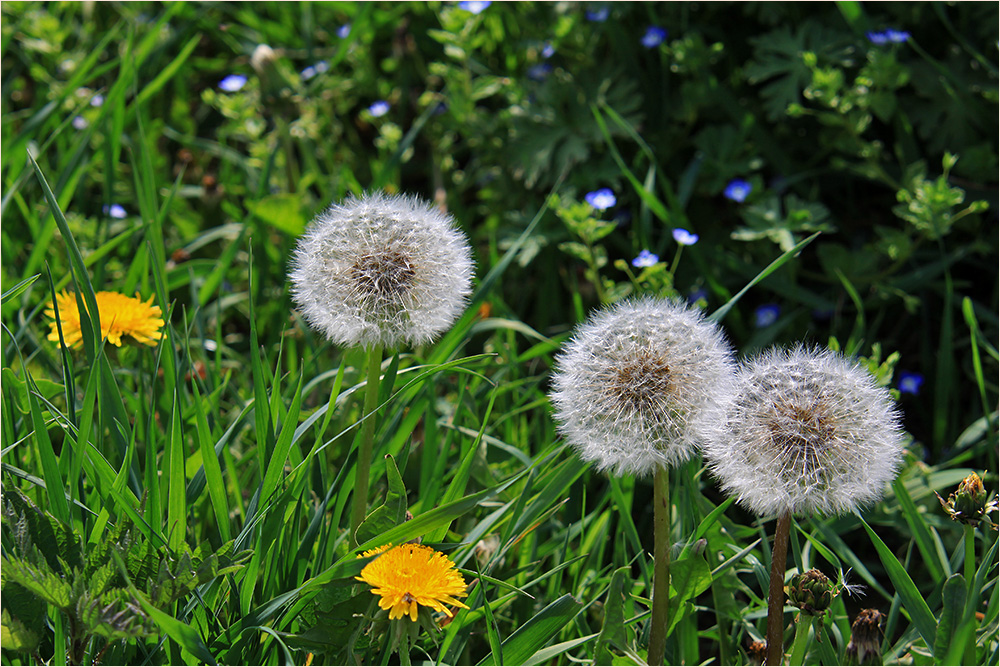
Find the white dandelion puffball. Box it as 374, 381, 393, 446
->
290, 192, 474, 349
550, 298, 736, 477
704, 346, 906, 517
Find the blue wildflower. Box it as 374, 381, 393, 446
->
104, 204, 127, 219
754, 303, 780, 328
586, 6, 609, 21
868, 29, 910, 44
72, 116, 88, 130
584, 188, 616, 210
631, 250, 659, 268
302, 60, 329, 80
301, 66, 317, 81
368, 100, 390, 117
541, 42, 555, 59
459, 0, 491, 13
898, 371, 924, 395
723, 178, 752, 203
527, 64, 553, 81
90, 94, 104, 107
337, 24, 351, 39
688, 287, 709, 306
641, 26, 667, 48
218, 74, 247, 92
432, 101, 449, 115
672, 228, 699, 246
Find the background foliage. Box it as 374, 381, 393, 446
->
1, 2, 997, 665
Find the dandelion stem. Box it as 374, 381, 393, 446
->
963, 523, 977, 665
788, 615, 814, 666
350, 344, 383, 546
648, 466, 671, 665
766, 511, 791, 666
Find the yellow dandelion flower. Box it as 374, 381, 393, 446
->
356, 543, 469, 622
45, 290, 164, 349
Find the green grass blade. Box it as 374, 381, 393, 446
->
892, 477, 946, 582
192, 381, 232, 542
167, 389, 187, 552
476, 593, 583, 666
25, 373, 70, 523
858, 515, 938, 653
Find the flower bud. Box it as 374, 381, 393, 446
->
846, 608, 884, 665
937, 472, 994, 526
786, 568, 835, 616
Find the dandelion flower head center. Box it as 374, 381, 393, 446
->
45, 290, 164, 348
351, 248, 417, 300
607, 352, 675, 417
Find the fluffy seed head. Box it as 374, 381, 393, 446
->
289, 192, 474, 349
549, 298, 736, 476
703, 345, 906, 517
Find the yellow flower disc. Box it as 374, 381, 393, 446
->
356, 543, 469, 622
45, 291, 164, 349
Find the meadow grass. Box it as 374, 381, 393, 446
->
2, 2, 997, 665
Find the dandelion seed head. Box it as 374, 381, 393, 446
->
550, 298, 736, 476
703, 346, 906, 517
290, 192, 474, 349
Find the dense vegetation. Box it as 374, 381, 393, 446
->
2, 2, 997, 665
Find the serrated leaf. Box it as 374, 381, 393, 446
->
0, 583, 45, 652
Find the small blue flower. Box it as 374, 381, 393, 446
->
631, 249, 659, 268
723, 178, 752, 203
458, 0, 491, 13
584, 188, 616, 210
368, 100, 390, 117
866, 31, 889, 45
337, 24, 351, 39
301, 65, 317, 81
72, 116, 88, 130
541, 42, 555, 59
898, 371, 924, 395
432, 101, 449, 115
672, 228, 699, 246
641, 26, 667, 48
754, 303, 780, 328
104, 204, 127, 219
688, 287, 709, 306
586, 6, 609, 21
218, 74, 247, 92
90, 94, 104, 107
527, 63, 553, 81
884, 29, 910, 43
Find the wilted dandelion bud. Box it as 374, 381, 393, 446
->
549, 298, 736, 476
703, 346, 906, 516
290, 192, 474, 349
786, 568, 835, 617
937, 472, 996, 527
846, 608, 885, 665
747, 640, 767, 665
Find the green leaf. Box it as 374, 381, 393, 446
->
249, 193, 308, 235
858, 515, 938, 653
934, 574, 966, 661
594, 567, 630, 664
892, 478, 946, 583
0, 583, 45, 652
477, 594, 583, 666
1, 274, 40, 306
355, 455, 408, 546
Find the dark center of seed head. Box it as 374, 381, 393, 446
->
351, 250, 416, 298
767, 400, 835, 469
611, 355, 673, 412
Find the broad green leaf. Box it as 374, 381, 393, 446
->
934, 574, 966, 661
594, 567, 630, 664
355, 454, 408, 546
248, 193, 308, 235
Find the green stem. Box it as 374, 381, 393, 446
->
648, 467, 671, 665
788, 615, 815, 666
766, 511, 792, 666
350, 345, 383, 547
963, 523, 977, 665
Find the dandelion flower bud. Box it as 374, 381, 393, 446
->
937, 471, 997, 527
549, 298, 736, 476
786, 568, 835, 616
290, 192, 474, 349
846, 608, 885, 665
704, 346, 906, 517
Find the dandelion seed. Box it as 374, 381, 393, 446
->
631, 250, 659, 268
218, 74, 247, 92
672, 228, 699, 246
723, 178, 752, 203
754, 303, 780, 328
45, 291, 164, 349
458, 0, 491, 14
368, 100, 390, 117
550, 297, 736, 476
897, 371, 924, 395
356, 544, 469, 622
641, 26, 668, 48
289, 192, 474, 350
584, 188, 616, 210
703, 345, 906, 517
